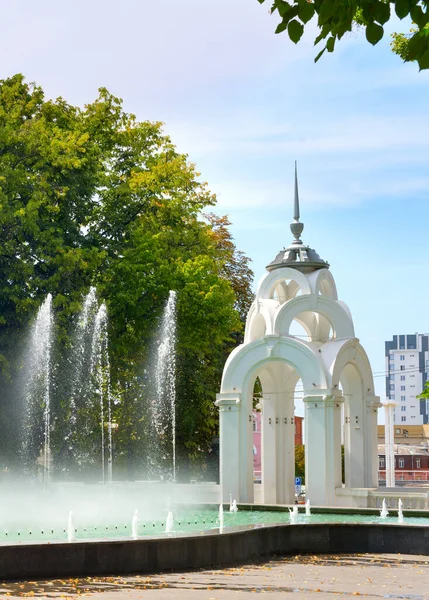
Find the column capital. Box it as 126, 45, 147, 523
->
366, 394, 382, 411
304, 393, 344, 408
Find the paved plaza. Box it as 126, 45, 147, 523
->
1, 553, 429, 599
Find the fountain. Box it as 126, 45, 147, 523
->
90, 303, 113, 484
66, 287, 99, 471
22, 293, 54, 482
4, 290, 429, 582
19, 289, 115, 484
131, 509, 139, 540
398, 498, 404, 523
380, 498, 389, 518
289, 505, 299, 524
67, 511, 76, 543
165, 510, 174, 533
151, 290, 177, 481
69, 287, 98, 427
218, 503, 224, 531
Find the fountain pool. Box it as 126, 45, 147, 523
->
2, 504, 429, 546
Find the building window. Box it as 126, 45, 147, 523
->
400, 365, 405, 371
401, 396, 406, 401
390, 374, 395, 380
400, 375, 405, 381
399, 473, 404, 481
400, 355, 405, 360
401, 416, 406, 422
401, 406, 406, 412
399, 458, 404, 468
379, 457, 385, 468
391, 384, 395, 390
401, 386, 406, 391
416, 458, 421, 468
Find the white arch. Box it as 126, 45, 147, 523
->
328, 338, 375, 395
257, 267, 311, 300
273, 294, 355, 339
220, 336, 328, 395
308, 268, 338, 299
244, 299, 279, 342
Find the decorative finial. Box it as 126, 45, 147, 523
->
290, 161, 304, 244
294, 160, 300, 221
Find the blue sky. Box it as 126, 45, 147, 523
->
2, 0, 429, 409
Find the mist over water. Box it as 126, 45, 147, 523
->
0, 289, 185, 540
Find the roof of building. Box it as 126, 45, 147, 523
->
378, 425, 429, 439
266, 163, 329, 274
378, 444, 429, 455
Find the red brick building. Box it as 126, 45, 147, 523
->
378, 444, 429, 483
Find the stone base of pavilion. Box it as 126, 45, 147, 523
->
131, 482, 429, 510
253, 484, 429, 510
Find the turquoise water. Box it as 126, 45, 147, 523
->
2, 508, 429, 546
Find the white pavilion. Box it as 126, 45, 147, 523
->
216, 165, 380, 507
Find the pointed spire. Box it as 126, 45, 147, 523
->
290, 161, 304, 244
266, 162, 330, 272
294, 160, 300, 221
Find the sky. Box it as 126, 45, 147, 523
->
1, 0, 429, 415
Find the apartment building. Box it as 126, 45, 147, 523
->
385, 334, 429, 425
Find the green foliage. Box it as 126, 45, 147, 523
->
0, 74, 254, 478
391, 23, 429, 67
418, 381, 429, 399
295, 444, 305, 482
258, 0, 429, 70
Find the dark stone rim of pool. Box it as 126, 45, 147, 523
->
1, 521, 429, 582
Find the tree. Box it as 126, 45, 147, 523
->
258, 0, 429, 70
0, 74, 254, 479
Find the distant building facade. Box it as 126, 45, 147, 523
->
378, 425, 429, 484
385, 334, 429, 424
378, 444, 429, 483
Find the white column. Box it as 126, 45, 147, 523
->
216, 392, 240, 503
276, 391, 295, 504
364, 395, 380, 487
239, 390, 254, 503
305, 394, 343, 506
384, 401, 396, 488
344, 394, 365, 488
261, 395, 277, 504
